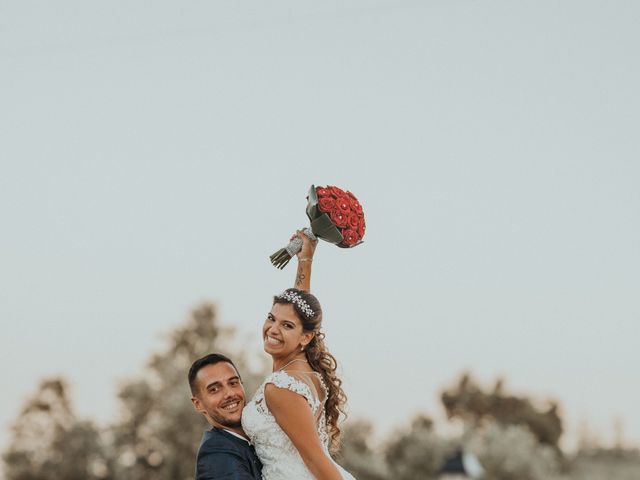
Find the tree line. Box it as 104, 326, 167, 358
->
3, 302, 638, 480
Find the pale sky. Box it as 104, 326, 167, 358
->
1, 0, 639, 457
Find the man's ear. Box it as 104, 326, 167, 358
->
191, 396, 203, 413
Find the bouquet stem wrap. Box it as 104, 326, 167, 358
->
269, 228, 317, 269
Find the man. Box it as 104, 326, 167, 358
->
188, 353, 262, 480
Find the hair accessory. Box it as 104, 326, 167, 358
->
277, 290, 315, 318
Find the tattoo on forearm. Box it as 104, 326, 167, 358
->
296, 266, 306, 287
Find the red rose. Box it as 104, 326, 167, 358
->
357, 218, 366, 238
352, 202, 364, 217
348, 212, 360, 229
342, 229, 359, 246
346, 192, 363, 217
316, 186, 331, 197
330, 209, 349, 228
347, 191, 358, 202
335, 196, 351, 213
318, 196, 336, 213
329, 186, 346, 198
345, 191, 363, 216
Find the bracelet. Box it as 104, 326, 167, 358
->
298, 258, 313, 262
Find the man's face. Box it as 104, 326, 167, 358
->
191, 362, 245, 430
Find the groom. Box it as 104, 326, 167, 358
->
189, 353, 262, 480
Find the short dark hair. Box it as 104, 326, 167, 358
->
188, 353, 240, 395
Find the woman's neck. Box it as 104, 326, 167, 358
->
272, 353, 307, 371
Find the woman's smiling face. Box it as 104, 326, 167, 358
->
263, 303, 312, 357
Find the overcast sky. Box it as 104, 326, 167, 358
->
1, 0, 639, 456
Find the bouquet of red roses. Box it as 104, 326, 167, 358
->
270, 185, 366, 269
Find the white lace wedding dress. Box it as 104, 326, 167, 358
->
242, 370, 356, 480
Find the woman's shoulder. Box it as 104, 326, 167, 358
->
265, 370, 315, 389
264, 370, 321, 409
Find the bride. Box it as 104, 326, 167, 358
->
242, 232, 355, 480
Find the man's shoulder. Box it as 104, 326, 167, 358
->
196, 429, 262, 480
198, 429, 250, 455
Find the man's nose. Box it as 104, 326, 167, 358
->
222, 386, 235, 399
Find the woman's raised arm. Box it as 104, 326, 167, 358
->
293, 230, 317, 292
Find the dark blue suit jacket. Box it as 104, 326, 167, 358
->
195, 427, 262, 480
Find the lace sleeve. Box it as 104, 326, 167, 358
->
265, 371, 321, 414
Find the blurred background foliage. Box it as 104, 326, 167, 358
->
3, 302, 638, 480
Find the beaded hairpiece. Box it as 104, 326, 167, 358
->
277, 290, 315, 318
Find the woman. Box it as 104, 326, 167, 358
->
242, 232, 355, 480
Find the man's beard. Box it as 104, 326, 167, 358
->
210, 412, 242, 429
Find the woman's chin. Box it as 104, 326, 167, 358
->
263, 341, 291, 357
263, 342, 279, 355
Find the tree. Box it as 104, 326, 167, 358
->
468, 423, 560, 480
108, 302, 266, 480
336, 419, 387, 480
3, 378, 108, 480
384, 415, 453, 480
441, 373, 563, 449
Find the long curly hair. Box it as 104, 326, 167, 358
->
273, 288, 347, 452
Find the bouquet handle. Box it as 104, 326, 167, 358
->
269, 228, 317, 270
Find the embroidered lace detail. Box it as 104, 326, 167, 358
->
242, 371, 355, 480
271, 371, 319, 411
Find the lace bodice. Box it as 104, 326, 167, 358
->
242, 370, 355, 480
